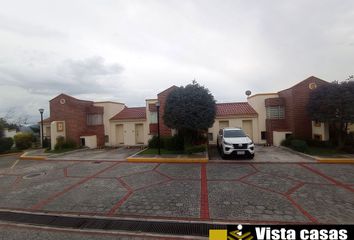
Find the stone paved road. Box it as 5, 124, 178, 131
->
0, 159, 353, 224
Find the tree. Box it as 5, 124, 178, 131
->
308, 79, 354, 147
163, 81, 216, 146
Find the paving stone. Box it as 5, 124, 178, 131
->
66, 162, 114, 177
0, 178, 78, 209
208, 181, 307, 222
243, 172, 299, 193
207, 164, 255, 180
121, 171, 169, 190
255, 164, 331, 183
157, 164, 201, 179
306, 164, 354, 184
0, 175, 18, 189
43, 178, 128, 213
99, 163, 157, 178
291, 184, 354, 223
117, 180, 200, 218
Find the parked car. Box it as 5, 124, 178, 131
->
217, 128, 255, 159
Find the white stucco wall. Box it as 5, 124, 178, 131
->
247, 93, 278, 144
273, 131, 292, 146
94, 102, 125, 146
208, 117, 258, 144
80, 135, 97, 149
109, 120, 149, 146
50, 121, 66, 150
4, 128, 17, 138
311, 121, 330, 141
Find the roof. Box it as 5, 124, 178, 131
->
157, 85, 178, 96
110, 107, 146, 120
216, 102, 257, 117
279, 76, 328, 93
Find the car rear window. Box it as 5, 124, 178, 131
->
224, 130, 246, 138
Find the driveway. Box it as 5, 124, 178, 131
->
209, 145, 315, 162
0, 159, 353, 224
48, 147, 142, 161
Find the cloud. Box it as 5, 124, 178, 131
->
0, 56, 124, 95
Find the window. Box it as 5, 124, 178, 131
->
266, 106, 285, 119
261, 131, 266, 140
313, 134, 322, 141
224, 130, 247, 138
150, 112, 157, 124
105, 135, 109, 143
87, 114, 103, 125
208, 133, 213, 141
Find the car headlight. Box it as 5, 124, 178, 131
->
223, 140, 232, 145
248, 141, 254, 145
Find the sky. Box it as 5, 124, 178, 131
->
0, 0, 353, 124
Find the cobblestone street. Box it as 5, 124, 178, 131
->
1, 159, 354, 224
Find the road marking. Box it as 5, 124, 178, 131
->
10, 159, 20, 169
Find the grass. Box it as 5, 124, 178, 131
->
45, 148, 77, 154
306, 146, 346, 156
139, 148, 184, 155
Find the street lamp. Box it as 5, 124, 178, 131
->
39, 108, 44, 148
155, 101, 161, 155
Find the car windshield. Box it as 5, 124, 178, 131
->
223, 130, 246, 138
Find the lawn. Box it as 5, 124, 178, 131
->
138, 148, 184, 155
306, 146, 346, 156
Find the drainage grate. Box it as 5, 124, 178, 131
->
0, 211, 226, 237
23, 172, 46, 179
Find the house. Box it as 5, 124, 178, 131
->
41, 76, 338, 149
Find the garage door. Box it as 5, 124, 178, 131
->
242, 120, 253, 140
219, 120, 229, 129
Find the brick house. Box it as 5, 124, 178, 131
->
41, 76, 341, 148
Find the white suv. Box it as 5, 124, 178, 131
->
217, 128, 255, 159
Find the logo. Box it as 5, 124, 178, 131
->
209, 224, 351, 240
228, 225, 254, 240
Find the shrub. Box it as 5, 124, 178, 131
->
0, 137, 14, 153
62, 138, 77, 149
14, 132, 33, 150
148, 135, 163, 148
185, 144, 206, 154
307, 139, 332, 148
163, 135, 184, 151
281, 136, 294, 147
55, 136, 76, 150
290, 139, 308, 153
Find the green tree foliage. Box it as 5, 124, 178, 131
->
308, 80, 354, 147
163, 81, 216, 146
0, 137, 14, 153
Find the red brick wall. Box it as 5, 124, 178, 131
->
266, 77, 329, 144
49, 94, 105, 147
157, 87, 177, 136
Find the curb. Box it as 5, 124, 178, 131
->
316, 158, 354, 164
0, 152, 23, 157
19, 152, 47, 161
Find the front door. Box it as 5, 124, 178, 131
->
219, 120, 229, 130
135, 124, 144, 144
116, 124, 124, 145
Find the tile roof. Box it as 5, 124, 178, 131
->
110, 107, 146, 120
216, 102, 257, 117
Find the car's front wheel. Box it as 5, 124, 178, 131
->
249, 153, 255, 159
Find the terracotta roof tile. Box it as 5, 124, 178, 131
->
110, 107, 146, 120
216, 102, 257, 117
